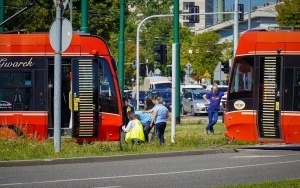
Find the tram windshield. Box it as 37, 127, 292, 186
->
229, 56, 254, 99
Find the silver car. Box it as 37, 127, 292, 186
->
181, 90, 223, 116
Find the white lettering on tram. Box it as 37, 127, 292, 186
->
0, 57, 34, 68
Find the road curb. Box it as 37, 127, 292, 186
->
0, 149, 237, 167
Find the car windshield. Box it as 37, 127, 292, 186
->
218, 87, 228, 92
159, 91, 171, 98
193, 93, 207, 100
139, 91, 146, 98
155, 83, 172, 89
183, 88, 202, 93
150, 91, 171, 98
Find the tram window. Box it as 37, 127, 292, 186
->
294, 87, 300, 111
229, 57, 254, 98
0, 73, 13, 86
0, 72, 33, 111
14, 72, 32, 86
0, 88, 32, 111
296, 70, 300, 85
294, 70, 300, 111
98, 58, 118, 114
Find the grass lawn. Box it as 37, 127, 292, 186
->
1, 122, 299, 187
0, 122, 250, 161
217, 178, 300, 188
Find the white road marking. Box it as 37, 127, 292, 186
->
231, 155, 283, 158
1, 159, 300, 186
231, 153, 300, 159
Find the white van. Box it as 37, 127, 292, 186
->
180, 84, 203, 94
143, 77, 172, 91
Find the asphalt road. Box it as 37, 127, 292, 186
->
1, 146, 300, 188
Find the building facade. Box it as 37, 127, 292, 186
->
180, 0, 214, 32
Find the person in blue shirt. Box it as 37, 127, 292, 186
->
150, 97, 170, 144
203, 84, 225, 135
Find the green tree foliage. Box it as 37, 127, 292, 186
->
275, 0, 300, 27
3, 0, 54, 32
113, 0, 174, 84
3, 0, 120, 40
181, 31, 226, 78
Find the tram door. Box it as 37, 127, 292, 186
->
257, 56, 282, 140
48, 62, 71, 136
71, 59, 99, 138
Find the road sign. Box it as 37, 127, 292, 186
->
49, 18, 73, 52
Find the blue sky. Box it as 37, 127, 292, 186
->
225, 0, 278, 11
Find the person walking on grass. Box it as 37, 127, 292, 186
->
143, 95, 158, 141
203, 84, 226, 135
150, 97, 170, 144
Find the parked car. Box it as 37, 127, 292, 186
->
181, 90, 223, 116
137, 91, 146, 108
180, 84, 203, 95
144, 89, 172, 111
123, 90, 132, 99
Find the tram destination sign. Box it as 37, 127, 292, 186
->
0, 57, 46, 69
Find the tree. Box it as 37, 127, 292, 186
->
180, 31, 223, 79
275, 0, 300, 27
3, 0, 54, 32
3, 0, 120, 41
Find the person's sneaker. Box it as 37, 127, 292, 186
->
204, 128, 209, 135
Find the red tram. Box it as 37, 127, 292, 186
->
224, 29, 300, 144
0, 33, 123, 142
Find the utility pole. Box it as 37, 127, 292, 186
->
80, 0, 89, 33
233, 0, 239, 56
54, 0, 63, 153
173, 0, 180, 138
117, 0, 125, 96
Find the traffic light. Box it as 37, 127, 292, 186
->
153, 44, 167, 65
132, 60, 136, 68
221, 61, 230, 74
140, 64, 147, 77
238, 4, 244, 21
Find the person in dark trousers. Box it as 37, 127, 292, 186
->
203, 84, 226, 135
143, 95, 158, 142
150, 97, 170, 144
122, 97, 135, 127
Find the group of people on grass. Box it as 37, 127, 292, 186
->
122, 95, 170, 144
122, 84, 225, 144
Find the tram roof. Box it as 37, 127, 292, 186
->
236, 30, 300, 56
0, 33, 111, 56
